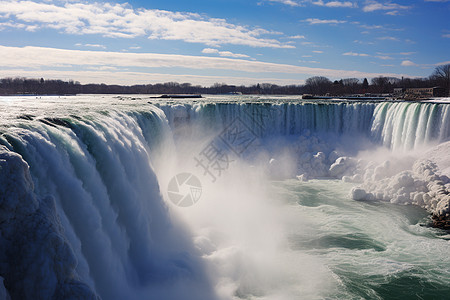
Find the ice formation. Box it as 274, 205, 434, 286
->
349, 157, 450, 229
287, 130, 450, 228
0, 146, 99, 299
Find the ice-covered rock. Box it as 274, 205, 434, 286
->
351, 188, 367, 201
294, 132, 338, 179
0, 146, 98, 299
296, 174, 309, 182
329, 157, 356, 178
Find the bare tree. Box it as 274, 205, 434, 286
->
342, 78, 359, 94
431, 64, 450, 95
371, 76, 400, 93
305, 76, 332, 95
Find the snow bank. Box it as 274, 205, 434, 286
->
283, 131, 450, 228
346, 143, 450, 228
291, 130, 344, 180
0, 146, 98, 299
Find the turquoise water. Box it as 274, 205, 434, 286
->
273, 179, 450, 299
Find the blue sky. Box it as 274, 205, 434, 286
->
0, 0, 449, 86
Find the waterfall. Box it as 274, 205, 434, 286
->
0, 96, 449, 299
159, 100, 450, 150
371, 102, 450, 150
0, 105, 215, 300
159, 102, 376, 137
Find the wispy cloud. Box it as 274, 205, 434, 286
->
401, 60, 417, 66
353, 40, 375, 45
312, 50, 323, 53
385, 10, 400, 16
303, 18, 347, 25
0, 0, 293, 48
202, 48, 250, 58
312, 0, 357, 8
359, 24, 384, 30
377, 36, 400, 41
268, 0, 357, 8
343, 52, 369, 56
0, 45, 412, 82
375, 55, 393, 60
363, 1, 411, 13
75, 43, 106, 49
443, 34, 450, 38
267, 0, 303, 6
401, 59, 450, 68
299, 60, 320, 63
289, 35, 306, 39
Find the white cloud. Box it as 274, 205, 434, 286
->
436, 60, 450, 66
267, 0, 303, 6
289, 35, 306, 39
343, 52, 369, 56
443, 34, 450, 38
399, 60, 449, 68
377, 36, 399, 41
312, 0, 357, 8
385, 10, 399, 15
0, 0, 293, 48
312, 50, 323, 53
375, 55, 393, 60
363, 1, 411, 13
267, 0, 358, 8
201, 48, 220, 54
0, 20, 25, 30
75, 43, 106, 49
0, 45, 412, 82
202, 48, 250, 58
401, 60, 417, 66
298, 60, 320, 63
304, 18, 347, 25
353, 40, 375, 45
359, 24, 384, 30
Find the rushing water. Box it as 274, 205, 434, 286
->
0, 95, 449, 299
275, 179, 450, 299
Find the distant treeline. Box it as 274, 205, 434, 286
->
0, 78, 306, 95
1, 64, 448, 96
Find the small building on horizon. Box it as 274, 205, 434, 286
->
394, 87, 447, 100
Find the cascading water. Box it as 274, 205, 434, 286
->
158, 100, 450, 149
0, 95, 449, 299
371, 102, 450, 150
0, 97, 215, 299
